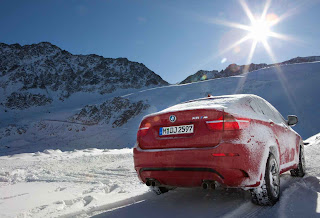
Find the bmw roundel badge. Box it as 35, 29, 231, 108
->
169, 115, 176, 122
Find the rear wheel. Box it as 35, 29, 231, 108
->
290, 145, 306, 177
251, 153, 280, 206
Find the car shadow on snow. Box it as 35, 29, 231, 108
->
93, 187, 252, 218
93, 174, 320, 218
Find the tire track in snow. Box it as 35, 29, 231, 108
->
90, 174, 303, 218
223, 174, 301, 218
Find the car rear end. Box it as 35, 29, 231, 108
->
133, 98, 265, 188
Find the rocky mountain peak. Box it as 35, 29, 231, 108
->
0, 42, 168, 110
180, 56, 319, 84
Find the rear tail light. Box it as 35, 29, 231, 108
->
206, 112, 250, 131
137, 123, 151, 138
206, 116, 224, 130
137, 127, 150, 137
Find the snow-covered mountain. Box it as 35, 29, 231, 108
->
0, 42, 170, 154
1, 58, 320, 155
180, 56, 320, 84
0, 42, 168, 109
1, 42, 320, 155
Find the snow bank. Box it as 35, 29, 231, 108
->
0, 148, 149, 218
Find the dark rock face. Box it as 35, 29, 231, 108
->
280, 56, 320, 65
5, 92, 52, 109
0, 42, 168, 107
180, 56, 320, 84
180, 70, 219, 84
180, 63, 267, 84
69, 97, 149, 127
222, 63, 268, 77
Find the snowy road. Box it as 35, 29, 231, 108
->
93, 173, 318, 218
1, 133, 320, 217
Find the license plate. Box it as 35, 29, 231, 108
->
159, 124, 194, 136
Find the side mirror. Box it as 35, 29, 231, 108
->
287, 115, 298, 126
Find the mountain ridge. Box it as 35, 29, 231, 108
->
180, 56, 320, 84
0, 41, 168, 109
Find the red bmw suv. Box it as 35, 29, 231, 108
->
133, 94, 305, 205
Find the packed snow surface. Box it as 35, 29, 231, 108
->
0, 148, 149, 218
1, 133, 320, 217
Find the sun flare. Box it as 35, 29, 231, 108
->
214, 0, 294, 64
210, 0, 300, 115
249, 19, 271, 42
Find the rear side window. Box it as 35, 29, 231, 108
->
256, 98, 283, 124
249, 98, 264, 115
264, 101, 287, 124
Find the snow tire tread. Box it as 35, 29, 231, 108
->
251, 153, 279, 206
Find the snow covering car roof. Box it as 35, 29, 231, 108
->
159, 94, 256, 113
148, 94, 282, 123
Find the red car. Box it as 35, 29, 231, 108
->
133, 94, 305, 205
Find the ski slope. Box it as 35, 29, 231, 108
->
1, 62, 320, 155
0, 133, 320, 218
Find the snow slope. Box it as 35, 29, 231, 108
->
0, 133, 320, 218
1, 61, 320, 155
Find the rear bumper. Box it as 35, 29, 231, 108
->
133, 143, 264, 188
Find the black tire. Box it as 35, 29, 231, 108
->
290, 145, 306, 177
251, 153, 280, 206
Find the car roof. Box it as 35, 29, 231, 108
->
146, 94, 276, 123
182, 94, 260, 104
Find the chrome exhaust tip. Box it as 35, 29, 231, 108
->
146, 178, 161, 187
202, 182, 209, 189
202, 180, 216, 190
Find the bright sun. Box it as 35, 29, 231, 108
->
209, 0, 298, 112
214, 0, 293, 65
249, 19, 271, 42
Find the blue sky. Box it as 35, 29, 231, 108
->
1, 0, 320, 83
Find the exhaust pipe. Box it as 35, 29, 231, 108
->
202, 181, 216, 190
202, 182, 209, 189
145, 178, 160, 187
